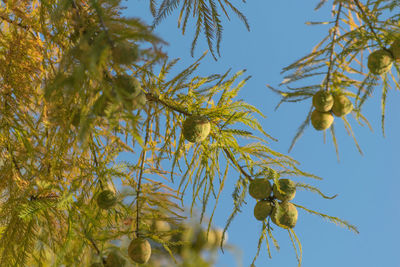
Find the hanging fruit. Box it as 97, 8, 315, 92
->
249, 178, 272, 199
272, 179, 296, 202
271, 201, 298, 229
367, 49, 393, 75
128, 238, 152, 264
311, 110, 334, 131
96, 190, 117, 210
312, 90, 334, 112
182, 116, 211, 143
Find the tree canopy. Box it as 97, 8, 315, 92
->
0, 0, 398, 266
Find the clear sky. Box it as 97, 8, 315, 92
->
122, 1, 400, 266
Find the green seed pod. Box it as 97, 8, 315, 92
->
114, 74, 142, 98
331, 95, 353, 117
96, 190, 117, 210
271, 201, 298, 229
249, 178, 272, 199
272, 179, 296, 202
111, 42, 139, 65
390, 39, 400, 62
311, 110, 334, 131
105, 250, 126, 267
312, 90, 334, 112
128, 238, 151, 264
253, 200, 273, 221
192, 229, 209, 250
367, 49, 393, 75
182, 116, 211, 143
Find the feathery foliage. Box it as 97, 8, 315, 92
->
270, 0, 400, 158
0, 0, 386, 266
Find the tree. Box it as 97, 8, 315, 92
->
0, 0, 397, 266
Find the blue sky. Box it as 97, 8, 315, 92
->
122, 1, 400, 266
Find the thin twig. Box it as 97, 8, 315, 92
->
325, 3, 343, 91
90, 0, 115, 47
88, 237, 101, 255
223, 148, 253, 182
145, 93, 191, 116
136, 105, 151, 238
352, 0, 394, 57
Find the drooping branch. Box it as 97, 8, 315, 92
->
136, 105, 151, 238
325, 3, 342, 91
352, 0, 394, 57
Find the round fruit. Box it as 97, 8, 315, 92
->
249, 178, 272, 199
312, 90, 334, 112
311, 110, 334, 131
367, 49, 393, 75
128, 238, 152, 264
97, 190, 117, 210
253, 200, 273, 221
111, 42, 139, 65
331, 95, 353, 117
272, 179, 296, 201
114, 74, 142, 98
192, 229, 209, 250
182, 116, 211, 143
105, 250, 126, 267
153, 220, 171, 241
390, 39, 400, 62
271, 201, 298, 229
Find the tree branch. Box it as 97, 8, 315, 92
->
325, 3, 342, 91
352, 0, 394, 57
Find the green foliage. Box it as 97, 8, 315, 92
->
0, 0, 375, 267
269, 0, 400, 156
151, 0, 250, 59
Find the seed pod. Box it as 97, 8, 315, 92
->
312, 90, 334, 112
390, 39, 400, 62
192, 229, 210, 250
332, 95, 353, 117
114, 74, 142, 98
253, 200, 273, 221
128, 238, 152, 264
311, 110, 334, 131
272, 179, 296, 202
97, 190, 117, 210
271, 201, 298, 229
367, 49, 393, 75
182, 116, 211, 143
249, 178, 272, 199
